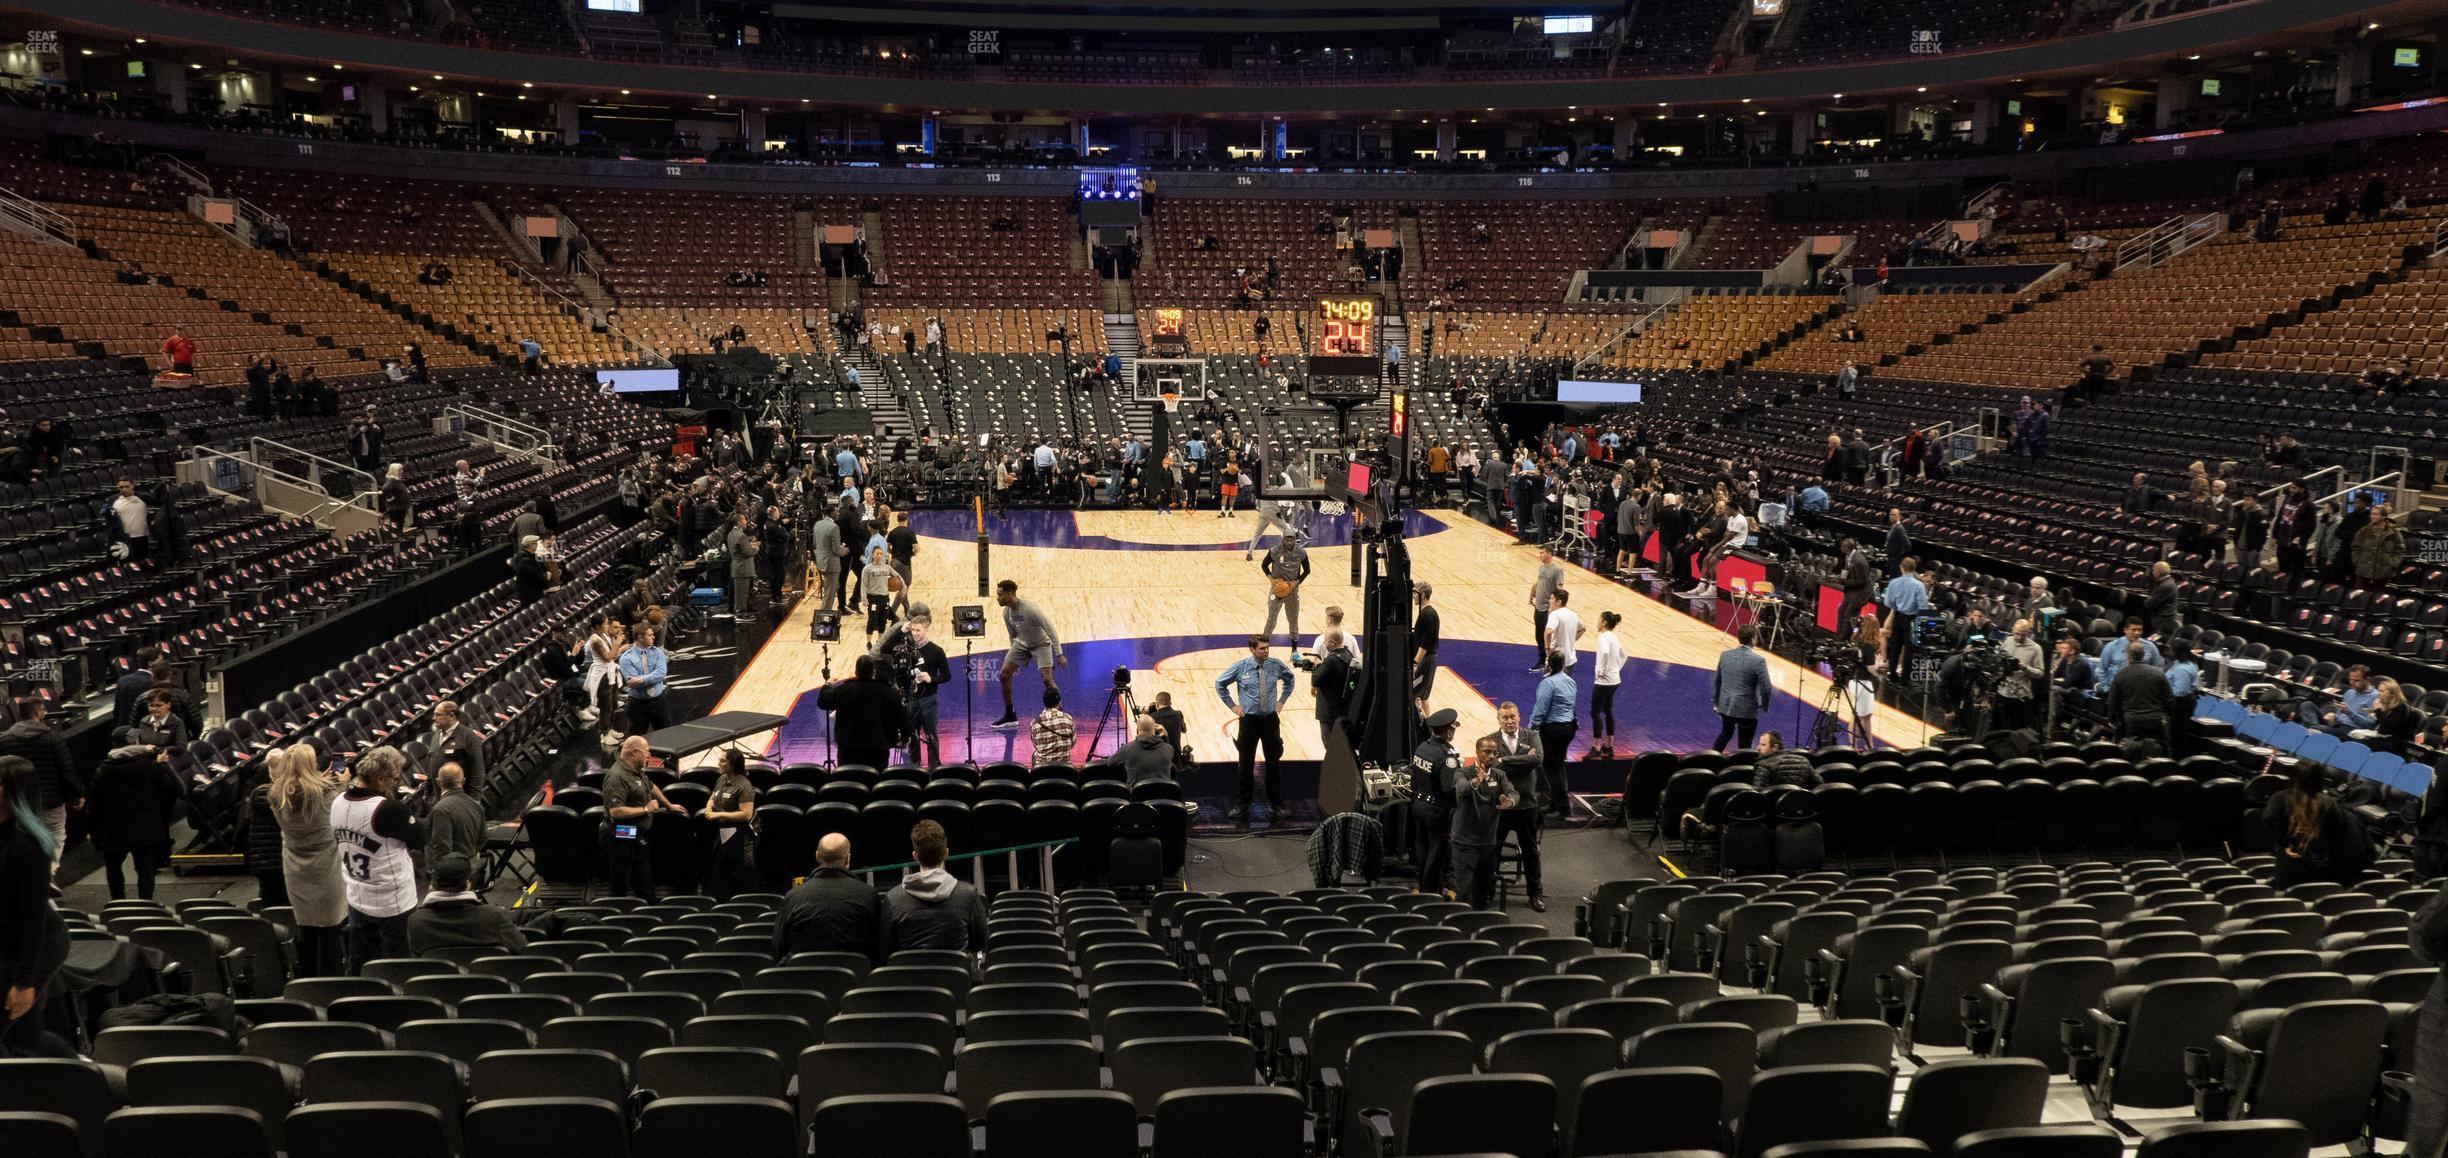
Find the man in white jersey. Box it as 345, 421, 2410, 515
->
330, 745, 423, 972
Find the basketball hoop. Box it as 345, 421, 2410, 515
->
1161, 391, 1180, 414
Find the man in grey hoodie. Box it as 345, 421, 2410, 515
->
1117, 714, 1175, 785
880, 819, 988, 955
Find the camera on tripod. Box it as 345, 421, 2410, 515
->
1110, 665, 1132, 690
1808, 638, 1864, 679
809, 610, 841, 643
1957, 635, 2014, 680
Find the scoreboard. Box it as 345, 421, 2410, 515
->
1308, 296, 1383, 379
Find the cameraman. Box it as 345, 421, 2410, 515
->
884, 606, 952, 768
817, 654, 906, 771
1995, 618, 2044, 733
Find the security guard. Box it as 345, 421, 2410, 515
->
1409, 708, 1463, 896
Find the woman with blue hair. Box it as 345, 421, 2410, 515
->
0, 754, 71, 1056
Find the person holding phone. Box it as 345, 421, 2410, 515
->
1451, 736, 1516, 910
330, 746, 423, 972
603, 735, 684, 900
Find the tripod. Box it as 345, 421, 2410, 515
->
1807, 665, 1873, 751
1083, 680, 1141, 763
817, 643, 836, 768
960, 638, 979, 766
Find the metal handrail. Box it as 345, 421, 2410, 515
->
2319, 471, 2402, 507
2113, 215, 2193, 270
1576, 301, 1672, 373
498, 257, 605, 329
0, 185, 74, 247
145, 154, 214, 197
2257, 464, 2343, 506
2370, 443, 2415, 511
1870, 417, 1962, 460
249, 436, 374, 496
191, 447, 380, 514
2114, 212, 2222, 271
854, 835, 1086, 892
444, 403, 560, 463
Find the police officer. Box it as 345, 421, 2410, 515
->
1410, 708, 1462, 897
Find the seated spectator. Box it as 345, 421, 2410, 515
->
1118, 713, 1175, 785
881, 819, 987, 955
406, 854, 526, 956
2323, 664, 2380, 737
1749, 731, 1819, 789
773, 832, 880, 960
2050, 636, 2096, 718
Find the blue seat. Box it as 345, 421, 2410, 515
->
2238, 714, 2278, 743
2330, 741, 2371, 772
2356, 752, 2427, 795
2267, 722, 2310, 752
2292, 732, 2338, 767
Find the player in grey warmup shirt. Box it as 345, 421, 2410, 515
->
1529, 547, 1562, 671
991, 578, 1065, 728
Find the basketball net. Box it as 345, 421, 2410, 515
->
1161, 391, 1180, 414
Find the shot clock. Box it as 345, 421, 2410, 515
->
1306, 296, 1385, 386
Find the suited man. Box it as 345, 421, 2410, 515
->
2143, 561, 2181, 639
1711, 624, 1772, 751
1883, 508, 1912, 576
1834, 537, 1877, 627
1653, 494, 1692, 587
116, 689, 190, 751
1593, 474, 1629, 574
808, 509, 847, 612
1842, 430, 1873, 486
1481, 703, 1547, 913
423, 699, 486, 789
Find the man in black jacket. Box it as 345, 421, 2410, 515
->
406, 854, 526, 956
773, 833, 880, 959
111, 648, 158, 730
1842, 430, 1872, 486
2143, 561, 2182, 639
1835, 537, 1877, 627
1311, 630, 1356, 752
880, 820, 987, 955
2121, 472, 2156, 516
817, 655, 908, 771
0, 697, 81, 857
2105, 642, 2173, 752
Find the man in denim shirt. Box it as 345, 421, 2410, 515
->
1214, 635, 1296, 826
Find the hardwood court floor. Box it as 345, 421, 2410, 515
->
718, 506, 1935, 768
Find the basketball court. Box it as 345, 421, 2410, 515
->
715, 503, 1937, 775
